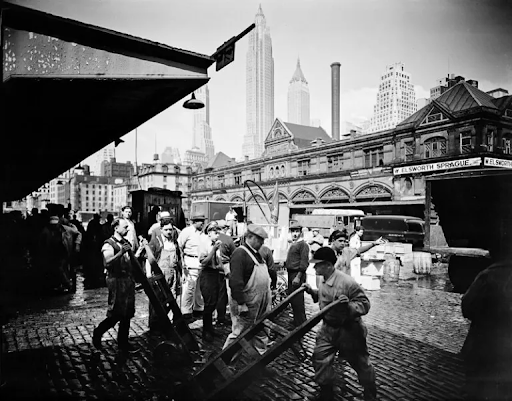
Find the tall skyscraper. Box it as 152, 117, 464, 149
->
287, 58, 310, 126
161, 147, 182, 164
93, 144, 116, 176
192, 85, 214, 160
369, 62, 417, 133
242, 5, 274, 160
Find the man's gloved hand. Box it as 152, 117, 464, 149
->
335, 294, 349, 303
303, 283, 313, 295
238, 304, 249, 317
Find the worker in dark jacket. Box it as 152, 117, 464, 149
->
305, 247, 376, 401
223, 224, 271, 355
461, 259, 512, 401
92, 218, 146, 352
285, 220, 310, 327
215, 220, 237, 326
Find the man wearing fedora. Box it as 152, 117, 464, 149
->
178, 213, 206, 322
285, 220, 310, 327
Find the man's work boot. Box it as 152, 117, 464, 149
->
364, 386, 377, 401
92, 328, 102, 350
310, 385, 334, 401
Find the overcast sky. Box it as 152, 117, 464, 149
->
12, 0, 512, 165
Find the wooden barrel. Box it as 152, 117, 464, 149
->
413, 251, 432, 274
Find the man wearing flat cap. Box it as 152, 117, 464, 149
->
223, 224, 272, 355
178, 214, 206, 322
304, 247, 376, 401
285, 220, 310, 327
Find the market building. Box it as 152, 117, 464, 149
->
188, 80, 512, 223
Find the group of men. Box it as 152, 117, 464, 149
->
90, 208, 400, 401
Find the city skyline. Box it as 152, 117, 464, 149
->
10, 0, 512, 166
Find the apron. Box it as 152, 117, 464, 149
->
230, 246, 271, 319
224, 245, 271, 355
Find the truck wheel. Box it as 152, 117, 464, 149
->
448, 255, 490, 293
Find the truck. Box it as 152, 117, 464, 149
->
424, 168, 512, 292
190, 200, 243, 224
131, 188, 185, 236
291, 209, 365, 238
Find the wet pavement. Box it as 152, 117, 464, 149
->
1, 264, 469, 400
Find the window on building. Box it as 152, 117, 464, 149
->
327, 154, 343, 173
269, 167, 274, 178
163, 184, 167, 189
364, 147, 384, 168
163, 175, 167, 182
298, 160, 310, 176
218, 175, 225, 188
252, 168, 262, 182
281, 165, 285, 176
234, 172, 242, 186
486, 131, 494, 152
424, 137, 447, 158
404, 141, 415, 161
460, 132, 472, 154
503, 136, 512, 154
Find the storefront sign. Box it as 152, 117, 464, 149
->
483, 157, 512, 169
393, 157, 482, 175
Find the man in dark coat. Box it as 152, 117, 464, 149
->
461, 258, 512, 401
93, 217, 146, 352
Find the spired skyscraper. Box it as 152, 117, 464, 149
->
369, 62, 417, 133
287, 58, 310, 126
192, 84, 214, 160
242, 5, 274, 160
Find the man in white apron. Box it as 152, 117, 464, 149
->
223, 224, 271, 355
178, 214, 206, 321
145, 217, 182, 332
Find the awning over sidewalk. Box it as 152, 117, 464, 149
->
1, 3, 215, 201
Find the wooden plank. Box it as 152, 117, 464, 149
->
239, 338, 260, 359
213, 359, 234, 380
262, 319, 289, 336
207, 298, 347, 401
427, 246, 490, 258
127, 250, 199, 354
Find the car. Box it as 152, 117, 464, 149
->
361, 215, 425, 247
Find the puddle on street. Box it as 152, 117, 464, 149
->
409, 263, 457, 293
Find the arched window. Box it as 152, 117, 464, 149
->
269, 167, 274, 178
424, 137, 447, 158
162, 165, 169, 173
281, 165, 285, 176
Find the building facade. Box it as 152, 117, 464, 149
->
161, 147, 182, 164
188, 80, 512, 223
369, 62, 417, 133
92, 144, 116, 176
135, 162, 193, 215
287, 58, 310, 126
242, 5, 274, 160
192, 85, 214, 160
100, 158, 134, 178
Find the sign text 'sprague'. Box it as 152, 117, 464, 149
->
393, 157, 482, 175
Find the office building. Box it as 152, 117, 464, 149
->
242, 5, 274, 159
287, 58, 310, 126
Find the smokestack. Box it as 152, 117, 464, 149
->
331, 62, 341, 140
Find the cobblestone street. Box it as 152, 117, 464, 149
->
1, 266, 469, 400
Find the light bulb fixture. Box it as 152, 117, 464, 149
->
183, 93, 204, 110
75, 164, 84, 171
114, 138, 124, 147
